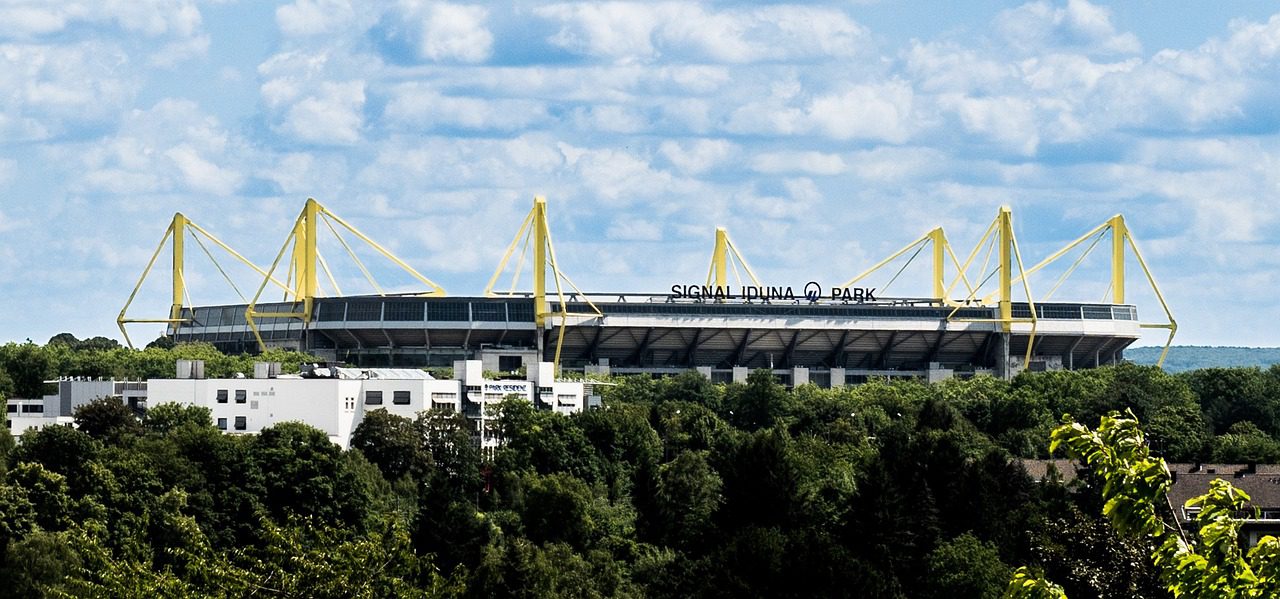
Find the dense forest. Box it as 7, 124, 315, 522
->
4, 338, 1280, 597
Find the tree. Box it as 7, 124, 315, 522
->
0, 429, 14, 478
248, 422, 363, 525
350, 409, 426, 482
12, 425, 100, 494
1210, 421, 1280, 463
145, 335, 175, 350
923, 533, 1009, 599
725, 369, 792, 431
140, 403, 212, 435
46, 333, 79, 347
0, 530, 82, 599
653, 450, 722, 549
73, 397, 142, 444
417, 409, 482, 501
0, 343, 52, 399
1146, 403, 1211, 462
1007, 412, 1280, 598
1183, 367, 1275, 435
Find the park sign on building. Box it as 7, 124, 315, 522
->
669, 281, 877, 303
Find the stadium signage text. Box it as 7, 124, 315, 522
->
669, 281, 876, 302
484, 382, 530, 394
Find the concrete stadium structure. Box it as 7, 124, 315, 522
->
122, 198, 1175, 386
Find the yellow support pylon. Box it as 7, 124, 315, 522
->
842, 226, 973, 303
246, 198, 446, 350
118, 213, 291, 348
944, 207, 1038, 371
486, 196, 602, 370
981, 213, 1176, 367
704, 227, 761, 291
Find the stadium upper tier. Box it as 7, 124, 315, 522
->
169, 294, 1140, 381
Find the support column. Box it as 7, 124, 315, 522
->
830, 367, 846, 389
1110, 215, 1126, 304
170, 213, 186, 322
995, 333, 1011, 380
712, 227, 728, 289
998, 207, 1013, 333
534, 197, 548, 328
930, 227, 945, 301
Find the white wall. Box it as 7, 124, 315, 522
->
148, 361, 585, 449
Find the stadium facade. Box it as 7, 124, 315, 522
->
123, 198, 1174, 386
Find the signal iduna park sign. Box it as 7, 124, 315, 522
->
669, 281, 877, 302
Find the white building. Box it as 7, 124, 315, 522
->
5, 378, 147, 438
146, 359, 588, 449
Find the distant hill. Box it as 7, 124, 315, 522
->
1126, 346, 1280, 372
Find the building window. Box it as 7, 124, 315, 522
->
465, 385, 481, 394
217, 418, 227, 430
556, 394, 577, 406
498, 355, 522, 372
431, 392, 457, 401
235, 390, 247, 404
484, 393, 504, 402
21, 404, 42, 413
432, 402, 455, 412
538, 387, 553, 395
216, 389, 228, 403
5, 404, 15, 413
365, 390, 383, 405
393, 390, 411, 405
234, 416, 246, 431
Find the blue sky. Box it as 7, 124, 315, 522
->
1, 0, 1278, 347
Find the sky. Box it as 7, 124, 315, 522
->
1, 0, 1279, 348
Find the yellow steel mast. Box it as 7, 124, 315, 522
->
486, 196, 602, 369
118, 213, 291, 348
841, 226, 973, 303
977, 213, 1176, 367
245, 198, 446, 350
704, 227, 761, 290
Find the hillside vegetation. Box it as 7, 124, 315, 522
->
1127, 345, 1280, 372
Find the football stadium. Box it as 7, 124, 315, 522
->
118, 197, 1176, 386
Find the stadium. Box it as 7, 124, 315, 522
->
118, 197, 1176, 386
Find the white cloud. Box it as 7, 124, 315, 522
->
0, 1, 210, 67
384, 85, 551, 131
847, 147, 948, 183
939, 94, 1040, 155
750, 151, 846, 176
355, 135, 565, 193
606, 218, 662, 241
0, 206, 28, 233
276, 0, 357, 37
0, 0, 204, 38
571, 104, 649, 134
905, 41, 1017, 94
279, 80, 365, 144
70, 99, 246, 196
806, 81, 916, 143
537, 2, 868, 64
996, 0, 1140, 55
400, 1, 493, 63
724, 78, 917, 143
164, 144, 241, 196
569, 147, 674, 205
659, 139, 737, 175
0, 42, 133, 139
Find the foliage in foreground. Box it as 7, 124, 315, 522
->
1006, 412, 1280, 599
